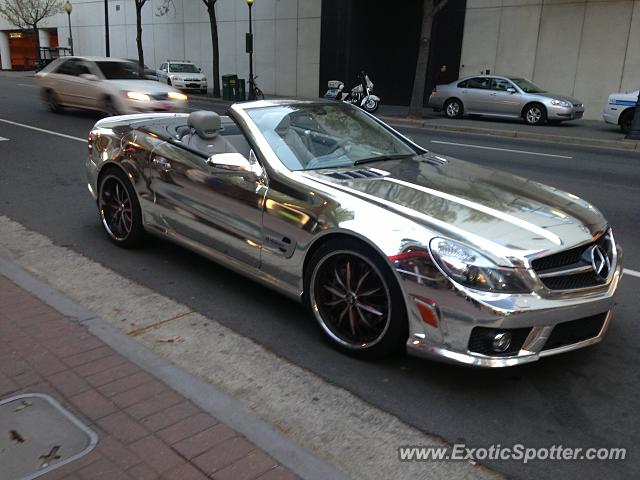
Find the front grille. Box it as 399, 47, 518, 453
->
540, 272, 608, 290
542, 313, 607, 351
468, 327, 532, 356
531, 232, 614, 291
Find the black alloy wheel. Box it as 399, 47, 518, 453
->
306, 239, 408, 358
98, 169, 144, 248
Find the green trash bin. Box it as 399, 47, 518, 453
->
236, 79, 246, 101
221, 74, 237, 101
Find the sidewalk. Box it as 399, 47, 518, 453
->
0, 275, 297, 480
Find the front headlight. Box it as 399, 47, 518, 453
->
429, 238, 531, 293
550, 99, 571, 108
168, 91, 188, 101
126, 91, 151, 102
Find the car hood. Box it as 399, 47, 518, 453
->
104, 79, 176, 93
530, 92, 582, 105
303, 156, 607, 262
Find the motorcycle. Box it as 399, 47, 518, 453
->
324, 71, 381, 113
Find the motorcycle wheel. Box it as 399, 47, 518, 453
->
362, 98, 379, 113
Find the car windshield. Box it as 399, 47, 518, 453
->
169, 63, 199, 73
246, 104, 422, 171
96, 61, 143, 80
510, 78, 546, 94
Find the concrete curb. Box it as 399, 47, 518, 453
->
377, 115, 640, 152
0, 256, 351, 480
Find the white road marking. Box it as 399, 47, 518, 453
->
431, 140, 573, 159
0, 136, 8, 142
624, 268, 640, 278
0, 118, 85, 143
17, 83, 37, 88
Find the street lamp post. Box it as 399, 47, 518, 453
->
625, 91, 640, 140
104, 0, 110, 57
63, 1, 73, 55
246, 0, 254, 100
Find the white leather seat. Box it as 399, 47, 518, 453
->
181, 111, 237, 156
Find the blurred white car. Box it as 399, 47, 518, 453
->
36, 56, 188, 115
603, 90, 638, 133
157, 60, 208, 94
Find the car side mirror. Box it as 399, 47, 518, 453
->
507, 87, 517, 94
81, 73, 99, 81
206, 152, 262, 179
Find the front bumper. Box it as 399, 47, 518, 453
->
172, 80, 207, 90
402, 248, 623, 367
547, 105, 585, 121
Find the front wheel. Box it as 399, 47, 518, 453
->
46, 89, 61, 113
444, 98, 463, 119
304, 238, 408, 358
620, 109, 634, 134
362, 97, 379, 113
254, 87, 264, 100
524, 103, 547, 125
102, 97, 120, 117
98, 169, 145, 248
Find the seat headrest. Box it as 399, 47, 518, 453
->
187, 111, 222, 139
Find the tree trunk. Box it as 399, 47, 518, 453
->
207, 6, 221, 97
136, 4, 144, 69
33, 25, 41, 67
408, 0, 435, 119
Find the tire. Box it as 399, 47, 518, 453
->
97, 168, 145, 248
444, 98, 463, 119
167, 78, 172, 86
620, 109, 634, 134
304, 238, 408, 358
362, 97, 379, 113
46, 89, 61, 113
254, 88, 264, 100
523, 103, 547, 126
102, 97, 119, 117
200, 88, 207, 95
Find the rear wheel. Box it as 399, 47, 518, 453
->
97, 169, 145, 248
304, 238, 408, 358
46, 90, 61, 113
102, 97, 119, 117
444, 98, 463, 119
200, 88, 207, 94
620, 109, 634, 134
523, 103, 547, 125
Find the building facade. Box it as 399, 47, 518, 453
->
0, 0, 322, 98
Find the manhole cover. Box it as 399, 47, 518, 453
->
0, 394, 97, 480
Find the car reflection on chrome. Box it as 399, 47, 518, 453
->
85, 100, 622, 367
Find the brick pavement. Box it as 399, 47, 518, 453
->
0, 275, 299, 480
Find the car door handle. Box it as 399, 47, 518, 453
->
152, 156, 171, 171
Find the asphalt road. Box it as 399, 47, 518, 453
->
1, 74, 639, 480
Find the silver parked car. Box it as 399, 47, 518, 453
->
86, 100, 621, 367
429, 76, 585, 125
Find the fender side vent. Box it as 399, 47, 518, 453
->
323, 168, 387, 180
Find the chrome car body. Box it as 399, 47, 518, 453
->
36, 56, 188, 115
429, 75, 585, 124
86, 100, 622, 367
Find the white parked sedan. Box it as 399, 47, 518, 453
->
36, 56, 189, 115
157, 60, 208, 94
603, 90, 638, 133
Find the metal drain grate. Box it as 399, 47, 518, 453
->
0, 394, 98, 480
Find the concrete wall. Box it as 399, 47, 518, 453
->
460, 0, 640, 119
0, 0, 321, 98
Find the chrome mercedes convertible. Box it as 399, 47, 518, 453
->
86, 100, 622, 367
